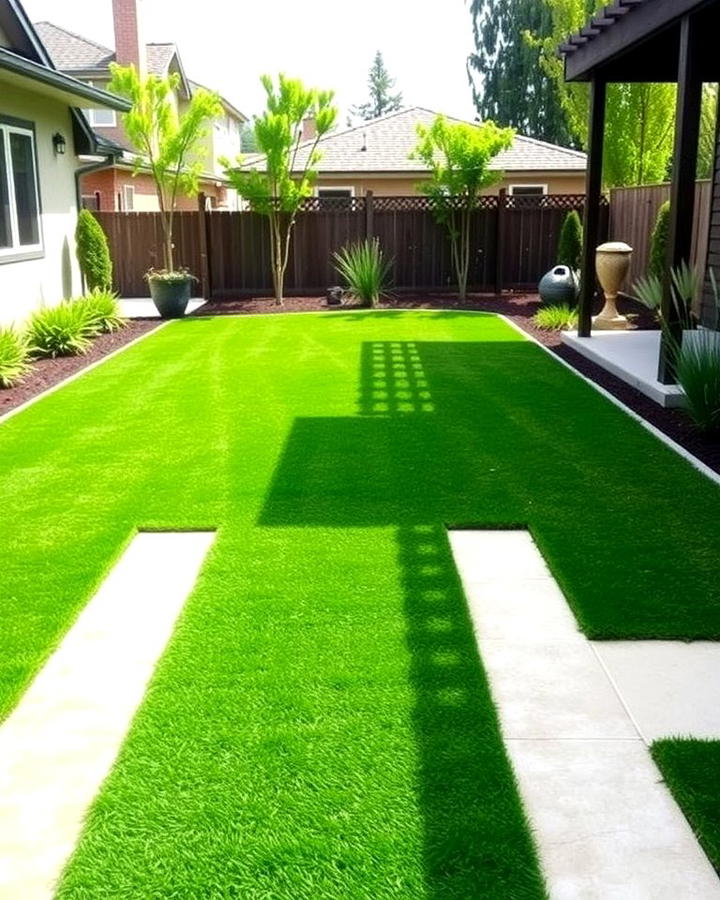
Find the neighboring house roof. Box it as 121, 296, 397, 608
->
241, 107, 587, 175
34, 22, 176, 78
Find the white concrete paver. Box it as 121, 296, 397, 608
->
594, 641, 720, 742
0, 531, 215, 900
118, 297, 205, 319
448, 528, 720, 899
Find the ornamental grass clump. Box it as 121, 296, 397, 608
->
532, 303, 578, 331
0, 327, 32, 387
76, 288, 127, 334
28, 300, 97, 358
333, 238, 392, 307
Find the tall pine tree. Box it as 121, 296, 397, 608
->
351, 51, 403, 121
467, 0, 573, 146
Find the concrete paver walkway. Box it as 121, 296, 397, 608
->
0, 531, 215, 900
449, 529, 720, 899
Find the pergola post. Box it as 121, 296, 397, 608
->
658, 14, 703, 383
578, 77, 606, 338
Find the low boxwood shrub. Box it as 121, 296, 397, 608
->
532, 303, 579, 331
0, 327, 32, 387
75, 209, 112, 291
76, 288, 127, 334
28, 301, 96, 358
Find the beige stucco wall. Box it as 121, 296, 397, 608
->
0, 85, 81, 326
315, 172, 586, 197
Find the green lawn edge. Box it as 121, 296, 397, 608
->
652, 739, 720, 875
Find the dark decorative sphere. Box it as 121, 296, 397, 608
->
539, 266, 578, 305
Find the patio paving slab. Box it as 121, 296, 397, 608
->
0, 531, 215, 900
449, 528, 720, 899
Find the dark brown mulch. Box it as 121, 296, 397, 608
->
0, 320, 160, 417
196, 293, 720, 476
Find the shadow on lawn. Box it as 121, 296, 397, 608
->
259, 339, 545, 898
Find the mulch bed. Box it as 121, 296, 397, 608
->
196, 293, 720, 476
0, 320, 160, 418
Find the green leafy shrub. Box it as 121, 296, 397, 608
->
557, 210, 583, 271
0, 327, 32, 387
75, 209, 112, 291
333, 238, 392, 307
649, 200, 670, 280
28, 301, 96, 358
76, 288, 127, 334
532, 303, 579, 331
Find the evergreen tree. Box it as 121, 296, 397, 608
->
467, 0, 573, 146
351, 51, 403, 121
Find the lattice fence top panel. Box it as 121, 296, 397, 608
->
371, 195, 499, 212
506, 193, 608, 210
297, 197, 367, 213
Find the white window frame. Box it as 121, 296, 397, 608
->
122, 184, 135, 211
508, 184, 548, 196
315, 186, 355, 198
0, 120, 43, 260
87, 82, 117, 128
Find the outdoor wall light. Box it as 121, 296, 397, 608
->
52, 132, 66, 155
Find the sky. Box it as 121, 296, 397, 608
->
22, 0, 478, 124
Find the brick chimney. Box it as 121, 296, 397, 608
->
112, 0, 146, 77
301, 116, 317, 142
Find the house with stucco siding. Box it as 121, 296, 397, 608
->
0, 0, 129, 325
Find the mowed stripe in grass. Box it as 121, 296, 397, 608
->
0, 310, 716, 897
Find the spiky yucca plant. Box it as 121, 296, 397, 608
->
333, 238, 392, 307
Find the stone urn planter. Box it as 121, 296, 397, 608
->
593, 242, 633, 330
147, 271, 195, 319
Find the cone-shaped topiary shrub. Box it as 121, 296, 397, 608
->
649, 200, 670, 280
557, 210, 583, 271
75, 209, 112, 291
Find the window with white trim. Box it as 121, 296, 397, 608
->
508, 184, 547, 196
0, 121, 42, 257
122, 184, 135, 211
87, 82, 116, 127
317, 187, 354, 198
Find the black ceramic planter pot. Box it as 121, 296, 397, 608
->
148, 275, 193, 319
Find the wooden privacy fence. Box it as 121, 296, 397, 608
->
95, 192, 609, 299
609, 180, 712, 287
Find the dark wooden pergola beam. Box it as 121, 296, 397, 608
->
657, 13, 704, 382
577, 78, 607, 337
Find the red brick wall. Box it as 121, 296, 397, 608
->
79, 168, 225, 210
111, 0, 146, 74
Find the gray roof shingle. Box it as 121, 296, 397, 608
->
242, 107, 586, 174
34, 22, 176, 77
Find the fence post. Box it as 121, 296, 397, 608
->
196, 192, 211, 300
365, 190, 374, 240
494, 188, 506, 295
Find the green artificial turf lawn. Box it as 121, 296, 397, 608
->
652, 740, 720, 875
0, 310, 717, 897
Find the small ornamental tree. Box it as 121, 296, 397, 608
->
75, 209, 112, 290
412, 116, 514, 300
223, 75, 337, 305
649, 200, 671, 280
108, 64, 222, 275
557, 209, 583, 271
